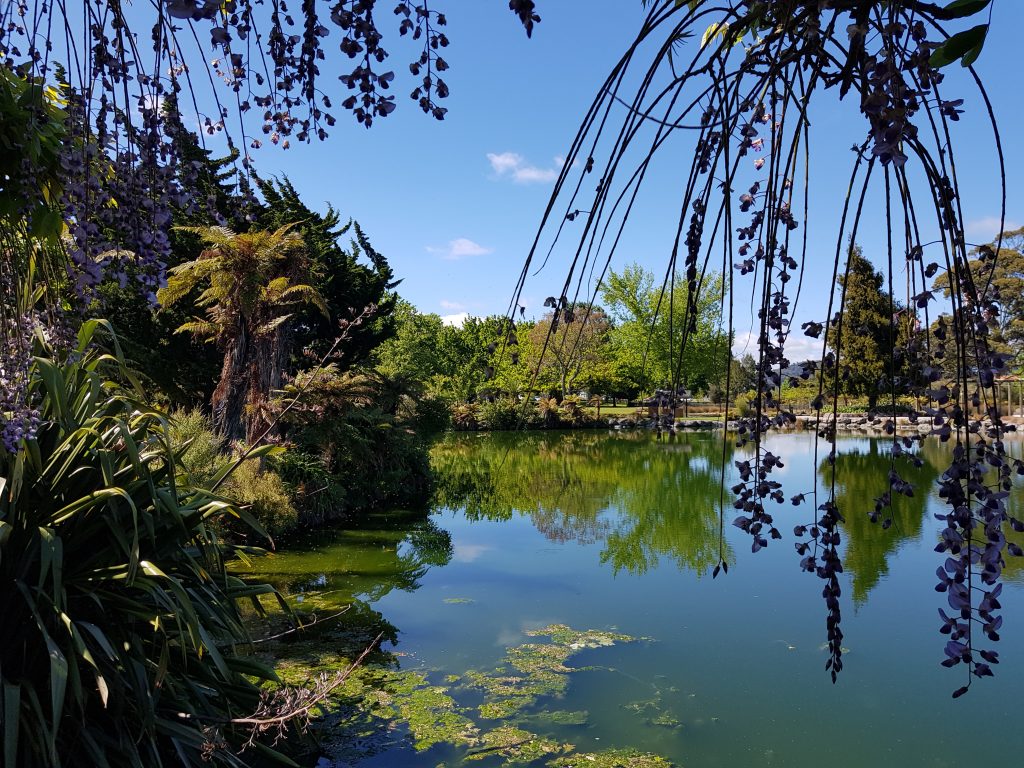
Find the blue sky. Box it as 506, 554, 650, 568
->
249, 1, 1024, 361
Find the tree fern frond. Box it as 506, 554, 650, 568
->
174, 319, 219, 339
266, 276, 290, 294
279, 283, 328, 315
255, 314, 294, 335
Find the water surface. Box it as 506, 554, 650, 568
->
252, 430, 1024, 767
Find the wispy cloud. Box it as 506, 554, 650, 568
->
440, 299, 465, 311
442, 312, 470, 327
426, 238, 494, 260
486, 151, 560, 184
733, 330, 824, 363
966, 216, 1020, 243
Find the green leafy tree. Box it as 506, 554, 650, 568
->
373, 299, 446, 385
526, 306, 612, 400
434, 315, 511, 400
374, 303, 523, 401
932, 226, 1024, 363
731, 353, 758, 396
158, 225, 326, 442
601, 263, 728, 396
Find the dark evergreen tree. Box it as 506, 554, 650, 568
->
257, 177, 399, 370
830, 244, 902, 410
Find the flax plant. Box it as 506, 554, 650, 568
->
0, 320, 287, 767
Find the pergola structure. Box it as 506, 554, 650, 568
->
995, 375, 1024, 418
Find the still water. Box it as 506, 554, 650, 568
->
251, 431, 1024, 767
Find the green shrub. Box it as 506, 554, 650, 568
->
451, 402, 480, 430
272, 371, 434, 520
411, 393, 452, 433
222, 456, 298, 541
170, 410, 297, 540
477, 397, 525, 430
271, 447, 346, 526
0, 321, 283, 767
733, 390, 756, 417
169, 408, 229, 487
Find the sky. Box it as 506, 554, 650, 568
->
241, 1, 1024, 361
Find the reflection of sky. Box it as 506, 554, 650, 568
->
452, 542, 493, 563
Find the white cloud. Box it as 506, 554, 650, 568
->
140, 94, 165, 113
426, 238, 493, 260
732, 330, 824, 362
487, 151, 522, 174
441, 312, 470, 328
487, 151, 560, 184
440, 299, 465, 310
966, 216, 1021, 243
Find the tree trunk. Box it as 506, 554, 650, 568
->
211, 323, 292, 444
244, 327, 291, 444
212, 326, 250, 443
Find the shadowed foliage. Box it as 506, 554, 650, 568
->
0, 321, 284, 767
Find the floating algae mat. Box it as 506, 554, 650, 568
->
279, 623, 676, 767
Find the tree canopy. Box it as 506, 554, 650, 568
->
601, 263, 728, 396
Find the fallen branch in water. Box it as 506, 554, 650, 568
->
249, 605, 351, 645
235, 630, 385, 748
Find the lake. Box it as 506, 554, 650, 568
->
250, 430, 1024, 767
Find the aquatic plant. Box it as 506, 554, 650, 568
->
466, 726, 570, 763
265, 622, 665, 765
548, 748, 674, 768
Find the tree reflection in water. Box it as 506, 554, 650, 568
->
242, 511, 453, 652
431, 431, 735, 576
819, 439, 938, 606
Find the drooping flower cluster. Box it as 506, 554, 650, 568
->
1, 314, 41, 453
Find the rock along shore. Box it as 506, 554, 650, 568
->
606, 414, 1024, 435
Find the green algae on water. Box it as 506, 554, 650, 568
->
466, 622, 638, 708
532, 710, 589, 726
479, 696, 536, 719
649, 711, 681, 729
526, 624, 634, 648
383, 669, 479, 751
444, 597, 475, 604
268, 623, 672, 765
466, 726, 571, 763
547, 747, 675, 767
